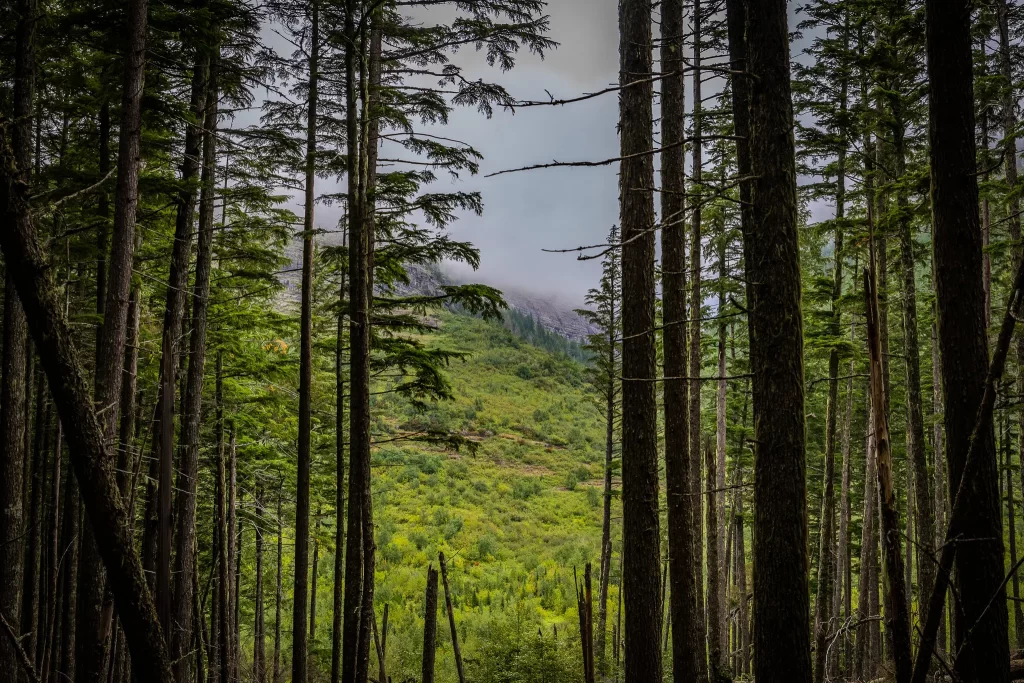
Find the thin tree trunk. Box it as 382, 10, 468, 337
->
310, 515, 320, 654
705, 437, 721, 681
216, 358, 231, 683
274, 492, 283, 683
21, 366, 45, 670
831, 322, 855, 680
255, 485, 266, 683
293, 3, 319, 682
421, 566, 438, 683
922, 2, 1010, 681
438, 553, 465, 683
341, 2, 372, 681
354, 29, 382, 683
689, 5, 708, 679
171, 53, 218, 683
1007, 424, 1024, 650
715, 228, 728, 665
931, 318, 947, 656
229, 433, 239, 682
813, 142, 845, 682
597, 256, 617, 677
661, 0, 696, 681
331, 233, 347, 683
865, 268, 912, 683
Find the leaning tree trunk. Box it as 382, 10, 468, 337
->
618, 0, 663, 681
0, 104, 174, 683
739, 1, 813, 681
922, 2, 1010, 681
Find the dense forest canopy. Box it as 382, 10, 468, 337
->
1, 0, 1024, 682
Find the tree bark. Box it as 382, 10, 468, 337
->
0, 121, 174, 683
865, 269, 913, 683
923, 1, 1010, 681
705, 437, 722, 681
421, 566, 438, 683
742, 1, 812, 680
171, 52, 218, 683
689, 4, 708, 679
438, 553, 465, 683
813, 140, 845, 683
293, 3, 319, 682
0, 1, 35, 675
255, 486, 266, 683
661, 0, 696, 681
715, 226, 728, 667
618, 0, 662, 680
274, 491, 283, 683
331, 232, 347, 683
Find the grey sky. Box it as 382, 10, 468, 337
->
276, 1, 824, 307
396, 0, 622, 306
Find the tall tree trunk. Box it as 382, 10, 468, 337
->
340, 3, 372, 682
0, 1, 35, 675
166, 53, 210, 683
831, 320, 855, 680
293, 3, 319, 683
715, 226, 728, 665
705, 437, 721, 681
1007, 425, 1024, 650
21, 366, 45, 669
741, 1, 812, 680
78, 1, 149, 680
229, 433, 239, 682
865, 268, 913, 683
661, 0, 696, 681
310, 515, 320, 654
618, 0, 662, 680
254, 486, 266, 683
355, 30, 382, 683
216, 357, 231, 683
171, 54, 218, 683
930, 318, 947, 656
57, 462, 79, 683
929, 0, 1007, 679
597, 252, 617, 676
331, 233, 347, 683
421, 566, 438, 683
0, 122, 174, 683
890, 112, 936, 620
274, 492, 283, 683
724, 4, 753, 674
689, 5, 708, 679
924, 2, 1009, 680
813, 138, 846, 683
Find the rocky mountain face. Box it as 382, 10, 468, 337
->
280, 235, 597, 343
392, 264, 598, 343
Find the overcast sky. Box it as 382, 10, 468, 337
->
278, 1, 818, 307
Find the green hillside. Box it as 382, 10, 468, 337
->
296, 311, 618, 683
